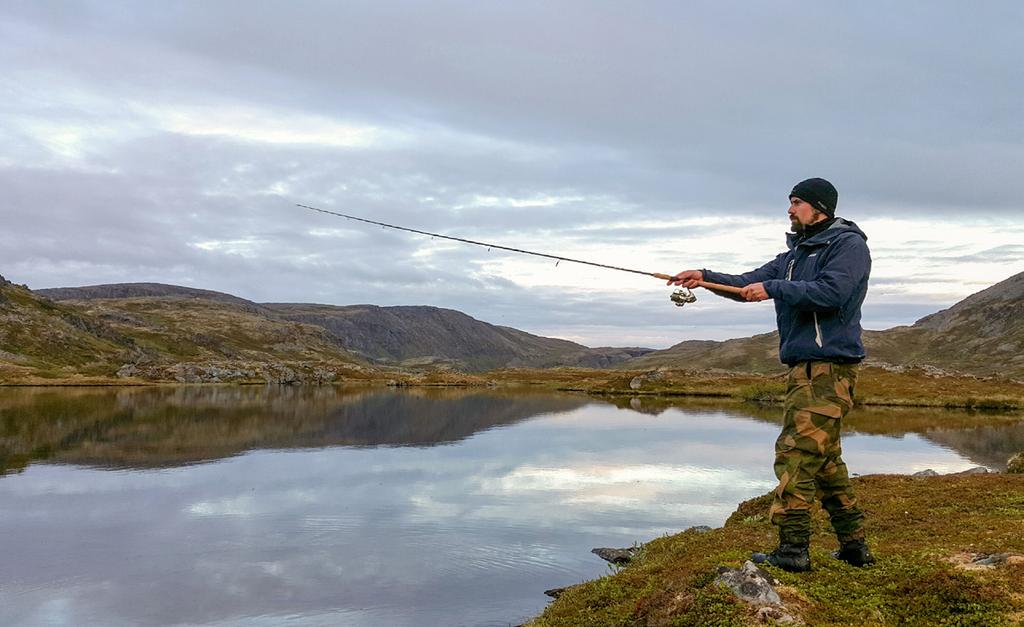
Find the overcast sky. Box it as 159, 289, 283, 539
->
2, 1, 1022, 348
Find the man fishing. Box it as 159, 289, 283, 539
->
668, 177, 875, 572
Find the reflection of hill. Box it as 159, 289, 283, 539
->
917, 424, 1024, 471
758, 404, 1024, 470
606, 396, 1024, 469
0, 387, 587, 474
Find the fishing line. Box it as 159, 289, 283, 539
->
296, 203, 743, 304
297, 203, 666, 279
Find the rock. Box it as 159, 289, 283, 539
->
592, 547, 638, 565
714, 560, 781, 606
629, 370, 666, 390
756, 605, 802, 624
1007, 452, 1024, 474
116, 363, 139, 378
948, 551, 1024, 571
971, 553, 1013, 567
544, 584, 581, 598
912, 469, 939, 477
953, 466, 990, 475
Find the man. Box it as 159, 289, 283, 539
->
669, 177, 874, 572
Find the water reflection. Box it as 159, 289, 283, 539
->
1, 386, 588, 474
0, 387, 1020, 627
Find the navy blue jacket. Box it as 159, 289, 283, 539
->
702, 218, 871, 366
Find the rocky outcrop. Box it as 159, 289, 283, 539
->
115, 361, 370, 384
714, 561, 801, 623
591, 547, 638, 566
1007, 452, 1024, 474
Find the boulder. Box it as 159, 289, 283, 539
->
714, 560, 781, 606
592, 547, 638, 565
1007, 452, 1024, 474
953, 466, 990, 475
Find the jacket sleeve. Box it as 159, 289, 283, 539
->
702, 252, 787, 288
762, 235, 870, 311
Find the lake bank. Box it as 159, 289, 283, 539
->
528, 472, 1024, 626
7, 364, 1021, 411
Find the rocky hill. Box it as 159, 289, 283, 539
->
266, 303, 650, 371
0, 276, 370, 384
864, 272, 1024, 377
35, 282, 260, 309
22, 280, 652, 376
8, 270, 1024, 380
0, 274, 134, 380
624, 270, 1024, 378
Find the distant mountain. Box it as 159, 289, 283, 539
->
623, 271, 1024, 378
10, 270, 1024, 380
864, 272, 1024, 377
29, 280, 653, 374
35, 282, 260, 308
1, 276, 366, 383
265, 303, 651, 371
625, 332, 782, 373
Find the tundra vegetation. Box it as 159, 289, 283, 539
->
529, 474, 1024, 626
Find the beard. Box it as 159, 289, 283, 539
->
789, 217, 804, 233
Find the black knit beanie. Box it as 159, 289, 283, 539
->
790, 178, 838, 218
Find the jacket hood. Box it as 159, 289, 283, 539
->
786, 217, 868, 250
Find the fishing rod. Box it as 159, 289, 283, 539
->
296, 203, 744, 307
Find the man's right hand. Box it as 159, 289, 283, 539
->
667, 270, 703, 287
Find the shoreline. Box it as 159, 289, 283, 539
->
4, 365, 1023, 410
527, 472, 1024, 626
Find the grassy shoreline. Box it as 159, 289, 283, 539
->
3, 365, 1024, 410
526, 474, 1024, 626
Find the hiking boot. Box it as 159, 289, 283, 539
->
832, 539, 876, 567
751, 543, 810, 572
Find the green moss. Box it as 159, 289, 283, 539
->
530, 475, 1024, 626
736, 380, 786, 402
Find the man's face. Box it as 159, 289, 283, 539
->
788, 196, 825, 231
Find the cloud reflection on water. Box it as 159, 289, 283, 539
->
0, 387, 1017, 626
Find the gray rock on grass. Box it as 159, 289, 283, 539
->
714, 560, 781, 606
591, 547, 638, 565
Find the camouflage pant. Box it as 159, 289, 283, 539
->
770, 361, 866, 545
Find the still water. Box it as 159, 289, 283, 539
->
1, 386, 1022, 626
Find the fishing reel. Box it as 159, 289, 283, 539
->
670, 287, 697, 308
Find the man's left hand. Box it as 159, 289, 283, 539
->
740, 282, 770, 302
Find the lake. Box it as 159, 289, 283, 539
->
1, 386, 1022, 626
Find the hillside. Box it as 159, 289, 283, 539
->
0, 275, 370, 384
625, 270, 1024, 379
35, 282, 261, 309
0, 275, 134, 381
266, 303, 650, 371
9, 270, 1024, 381
35, 282, 652, 373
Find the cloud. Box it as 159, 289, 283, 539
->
1, 2, 1022, 346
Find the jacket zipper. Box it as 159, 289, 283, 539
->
813, 312, 823, 347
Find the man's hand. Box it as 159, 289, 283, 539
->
740, 282, 770, 302
667, 270, 702, 287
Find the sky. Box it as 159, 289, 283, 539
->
2, 1, 1022, 348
